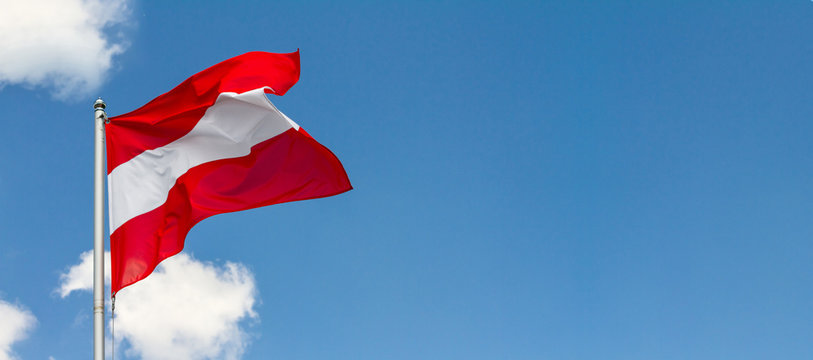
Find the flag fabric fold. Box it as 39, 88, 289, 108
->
106, 51, 352, 295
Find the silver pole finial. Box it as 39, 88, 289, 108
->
94, 97, 106, 110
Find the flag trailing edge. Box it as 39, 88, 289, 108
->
106, 51, 352, 295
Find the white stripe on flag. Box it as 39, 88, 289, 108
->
108, 87, 300, 232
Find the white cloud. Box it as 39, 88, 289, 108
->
0, 0, 132, 100
59, 251, 258, 360
57, 250, 111, 298
0, 298, 36, 360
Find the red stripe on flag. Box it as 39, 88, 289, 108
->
106, 51, 300, 173
110, 127, 351, 294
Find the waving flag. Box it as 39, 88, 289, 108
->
106, 51, 352, 295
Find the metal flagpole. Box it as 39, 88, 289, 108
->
93, 98, 107, 360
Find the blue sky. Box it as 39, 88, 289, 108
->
1, 1, 812, 359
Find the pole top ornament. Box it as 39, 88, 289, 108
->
94, 98, 106, 110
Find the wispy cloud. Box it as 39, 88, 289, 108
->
0, 298, 36, 360
0, 0, 132, 100
59, 251, 258, 360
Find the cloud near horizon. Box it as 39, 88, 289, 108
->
0, 298, 36, 360
59, 251, 258, 360
0, 0, 132, 100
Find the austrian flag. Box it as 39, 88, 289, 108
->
105, 51, 352, 295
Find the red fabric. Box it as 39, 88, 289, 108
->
110, 128, 351, 294
106, 50, 300, 173
105, 52, 352, 295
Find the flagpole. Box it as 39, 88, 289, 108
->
93, 98, 107, 360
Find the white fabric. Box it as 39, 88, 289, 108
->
108, 88, 300, 232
